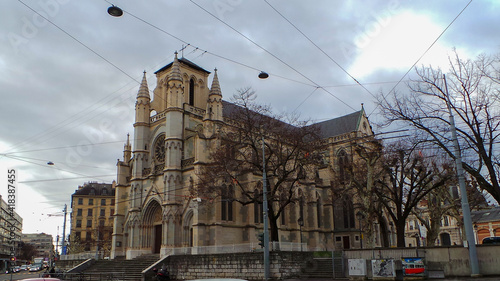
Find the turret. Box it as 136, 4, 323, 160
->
135, 71, 151, 124
166, 52, 184, 109
123, 133, 132, 161
132, 72, 151, 179
204, 68, 223, 121
164, 52, 184, 201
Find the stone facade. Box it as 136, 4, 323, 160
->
111, 53, 375, 260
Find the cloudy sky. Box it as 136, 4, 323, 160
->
1, 0, 499, 250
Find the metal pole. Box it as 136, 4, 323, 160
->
443, 75, 479, 276
61, 204, 67, 255
262, 132, 270, 280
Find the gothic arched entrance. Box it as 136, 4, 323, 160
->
143, 200, 163, 253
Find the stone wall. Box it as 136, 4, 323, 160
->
344, 244, 500, 278
147, 251, 314, 281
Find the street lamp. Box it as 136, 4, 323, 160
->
297, 217, 304, 251
356, 211, 364, 249
258, 71, 269, 79
107, 5, 123, 17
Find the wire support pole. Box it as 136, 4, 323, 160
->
262, 132, 270, 281
443, 75, 479, 276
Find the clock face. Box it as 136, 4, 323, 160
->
154, 135, 165, 162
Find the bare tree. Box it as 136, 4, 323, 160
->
18, 242, 37, 261
375, 140, 455, 247
378, 50, 500, 204
194, 88, 325, 242
332, 137, 388, 247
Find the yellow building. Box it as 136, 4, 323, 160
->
70, 182, 115, 258
111, 54, 375, 259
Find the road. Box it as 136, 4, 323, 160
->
0, 270, 46, 281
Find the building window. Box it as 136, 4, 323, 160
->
78, 198, 83, 205
102, 189, 108, 196
86, 231, 92, 241
337, 150, 351, 184
254, 189, 263, 224
299, 189, 304, 223
77, 209, 82, 216
101, 199, 106, 206
110, 209, 115, 216
100, 209, 105, 217
89, 188, 95, 195
316, 192, 322, 228
89, 199, 94, 205
75, 232, 81, 240
76, 220, 82, 228
111, 199, 115, 205
88, 209, 93, 216
87, 220, 92, 227
99, 220, 105, 227
189, 78, 195, 106
221, 185, 233, 221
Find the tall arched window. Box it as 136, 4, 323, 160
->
316, 192, 322, 228
338, 150, 350, 184
221, 184, 233, 221
254, 188, 263, 223
189, 78, 195, 106
298, 189, 304, 223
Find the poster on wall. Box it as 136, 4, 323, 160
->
348, 259, 366, 276
402, 257, 425, 276
371, 259, 395, 278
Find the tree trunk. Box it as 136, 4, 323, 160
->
396, 222, 406, 247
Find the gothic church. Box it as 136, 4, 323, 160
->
111, 53, 374, 259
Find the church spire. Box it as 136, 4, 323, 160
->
137, 71, 150, 100
168, 52, 182, 82
205, 68, 223, 122
123, 133, 131, 161
209, 68, 221, 97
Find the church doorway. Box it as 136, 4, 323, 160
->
154, 224, 162, 253
143, 200, 162, 254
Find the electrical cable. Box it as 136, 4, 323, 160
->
368, 0, 474, 117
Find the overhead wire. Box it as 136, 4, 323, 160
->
263, 0, 378, 109
368, 0, 474, 117
188, 0, 356, 111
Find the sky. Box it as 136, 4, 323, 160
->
1, 0, 499, 252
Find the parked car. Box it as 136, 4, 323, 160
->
29, 265, 41, 272
482, 236, 500, 244
20, 265, 29, 271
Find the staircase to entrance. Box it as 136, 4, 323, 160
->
77, 254, 160, 281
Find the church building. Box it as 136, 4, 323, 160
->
111, 53, 375, 259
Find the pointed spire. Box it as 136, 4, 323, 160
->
137, 71, 150, 99
209, 68, 221, 97
168, 52, 182, 82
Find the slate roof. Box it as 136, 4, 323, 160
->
222, 100, 365, 139
311, 110, 363, 138
155, 57, 211, 75
73, 182, 115, 196
471, 207, 500, 223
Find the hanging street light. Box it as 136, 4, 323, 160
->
107, 5, 123, 17
258, 71, 269, 79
